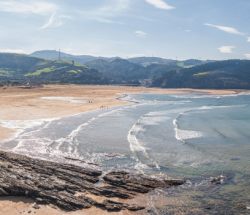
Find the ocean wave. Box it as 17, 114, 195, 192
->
128, 111, 170, 153
119, 94, 141, 104
198, 105, 244, 110
173, 117, 203, 143
128, 122, 147, 154
7, 105, 129, 158
0, 118, 58, 143
52, 106, 134, 155
127, 111, 171, 170
52, 115, 99, 156
172, 104, 246, 143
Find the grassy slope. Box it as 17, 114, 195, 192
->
0, 53, 106, 85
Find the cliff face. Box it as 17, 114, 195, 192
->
0, 151, 184, 212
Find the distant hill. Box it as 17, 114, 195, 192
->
31, 50, 98, 65
31, 50, 206, 68
128, 57, 206, 68
0, 53, 106, 85
85, 58, 204, 85
128, 57, 176, 67
85, 58, 146, 85
0, 53, 46, 73
2, 51, 250, 89
151, 60, 250, 89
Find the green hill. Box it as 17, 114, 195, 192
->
0, 53, 106, 85
85, 58, 147, 85
31, 50, 103, 65
1, 52, 250, 89
151, 60, 250, 89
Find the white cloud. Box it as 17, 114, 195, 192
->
244, 54, 250, 59
0, 0, 57, 15
40, 13, 72, 30
218, 46, 235, 54
145, 0, 175, 10
135, 30, 147, 38
247, 37, 250, 42
0, 48, 26, 54
99, 0, 130, 13
0, 0, 64, 29
80, 0, 130, 24
205, 23, 244, 35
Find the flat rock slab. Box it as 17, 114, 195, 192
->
0, 151, 185, 212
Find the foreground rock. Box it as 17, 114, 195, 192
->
0, 151, 185, 212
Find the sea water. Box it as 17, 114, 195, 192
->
1, 93, 250, 213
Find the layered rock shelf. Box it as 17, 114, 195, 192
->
0, 151, 185, 212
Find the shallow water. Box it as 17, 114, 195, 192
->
1, 93, 250, 214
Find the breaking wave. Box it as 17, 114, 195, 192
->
127, 111, 170, 171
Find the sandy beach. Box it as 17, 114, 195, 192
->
0, 84, 238, 142
0, 84, 241, 215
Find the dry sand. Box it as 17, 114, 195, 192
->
0, 84, 240, 214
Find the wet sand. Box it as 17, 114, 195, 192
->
0, 126, 14, 141
0, 191, 205, 215
0, 197, 143, 215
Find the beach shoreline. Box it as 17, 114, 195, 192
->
0, 84, 243, 142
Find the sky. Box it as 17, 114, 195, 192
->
0, 0, 250, 60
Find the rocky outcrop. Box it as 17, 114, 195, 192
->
0, 151, 185, 212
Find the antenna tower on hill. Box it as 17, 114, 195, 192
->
58, 49, 61, 61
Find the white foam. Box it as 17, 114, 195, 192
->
120, 94, 140, 104
5, 103, 134, 162
43, 106, 132, 157
172, 104, 246, 143
53, 106, 131, 153
198, 105, 241, 110
127, 111, 170, 170
0, 118, 58, 143
128, 110, 171, 154
0, 119, 49, 130
1, 104, 136, 164
176, 128, 203, 142
173, 112, 203, 142
53, 115, 98, 155
128, 122, 147, 154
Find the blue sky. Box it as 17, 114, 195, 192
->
0, 0, 250, 60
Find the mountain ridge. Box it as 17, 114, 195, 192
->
30, 50, 207, 67
1, 51, 250, 89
